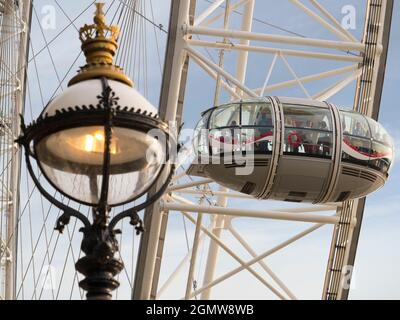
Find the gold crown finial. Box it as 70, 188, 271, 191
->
94, 3, 106, 24
94, 3, 106, 36
68, 2, 133, 87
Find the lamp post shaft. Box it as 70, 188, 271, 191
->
75, 221, 124, 300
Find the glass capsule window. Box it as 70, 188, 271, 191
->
209, 127, 242, 155
339, 111, 393, 174
340, 111, 370, 138
366, 117, 392, 146
208, 104, 240, 155
340, 111, 372, 167
206, 102, 274, 155
369, 141, 393, 173
241, 102, 273, 127
366, 117, 393, 174
209, 104, 240, 128
241, 102, 274, 154
283, 104, 333, 158
194, 110, 211, 156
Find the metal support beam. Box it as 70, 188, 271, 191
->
184, 211, 203, 299
323, 0, 394, 300
157, 233, 206, 299
201, 0, 251, 27
178, 209, 287, 300
199, 197, 227, 300
228, 225, 297, 299
133, 0, 196, 300
254, 64, 360, 96
339, 0, 394, 300
167, 178, 214, 192
194, 0, 225, 26
0, 0, 32, 300
289, 0, 356, 42
185, 46, 258, 98
309, 0, 358, 42
163, 201, 341, 224
200, 1, 253, 299
186, 26, 368, 52
172, 189, 254, 199
187, 39, 363, 62
189, 221, 327, 299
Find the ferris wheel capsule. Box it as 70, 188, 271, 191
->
188, 97, 394, 204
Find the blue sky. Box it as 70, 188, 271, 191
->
17, 0, 399, 299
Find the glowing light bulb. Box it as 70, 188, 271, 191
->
94, 131, 104, 141
83, 130, 118, 154
84, 134, 95, 152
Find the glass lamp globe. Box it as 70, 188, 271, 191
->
34, 79, 166, 206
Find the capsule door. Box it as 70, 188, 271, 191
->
269, 102, 334, 202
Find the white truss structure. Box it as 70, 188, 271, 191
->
0, 0, 393, 300
134, 0, 393, 300
0, 0, 31, 300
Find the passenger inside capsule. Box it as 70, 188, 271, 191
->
282, 104, 333, 157
254, 109, 272, 152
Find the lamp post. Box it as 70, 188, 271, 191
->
16, 3, 176, 300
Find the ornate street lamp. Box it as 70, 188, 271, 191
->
16, 3, 176, 300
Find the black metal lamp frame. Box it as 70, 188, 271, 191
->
16, 78, 177, 300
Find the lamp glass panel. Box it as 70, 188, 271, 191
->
36, 126, 165, 205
